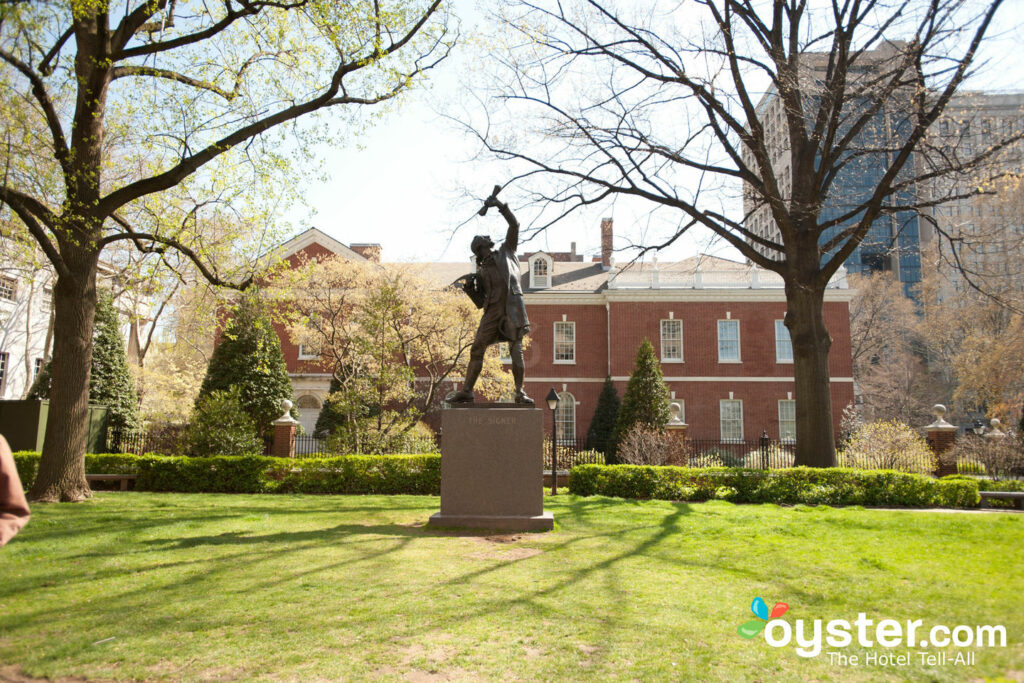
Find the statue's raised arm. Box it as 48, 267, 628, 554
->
478, 185, 519, 253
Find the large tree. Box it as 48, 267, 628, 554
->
471, 0, 1018, 465
0, 0, 452, 500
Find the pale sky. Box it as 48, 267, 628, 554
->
285, 1, 1024, 265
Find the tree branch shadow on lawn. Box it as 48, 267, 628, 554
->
4, 496, 824, 655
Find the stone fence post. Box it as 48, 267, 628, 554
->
271, 399, 298, 459
984, 418, 1007, 440
925, 404, 958, 477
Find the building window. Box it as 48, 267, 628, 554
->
0, 352, 7, 393
499, 343, 511, 364
531, 256, 551, 289
775, 320, 793, 363
33, 358, 44, 380
720, 399, 743, 442
0, 276, 16, 301
555, 392, 575, 445
297, 343, 320, 360
717, 320, 741, 362
778, 399, 796, 443
660, 319, 683, 362
554, 321, 575, 363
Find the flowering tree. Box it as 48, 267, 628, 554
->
273, 257, 514, 452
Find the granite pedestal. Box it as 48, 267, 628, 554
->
429, 404, 554, 532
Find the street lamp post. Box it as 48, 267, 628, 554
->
546, 388, 560, 495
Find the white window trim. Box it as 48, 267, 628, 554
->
717, 319, 742, 363
660, 319, 684, 363
553, 321, 576, 365
778, 399, 796, 443
720, 398, 744, 442
297, 344, 320, 361
555, 391, 576, 445
529, 254, 552, 289
775, 319, 794, 364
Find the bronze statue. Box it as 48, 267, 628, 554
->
448, 186, 533, 405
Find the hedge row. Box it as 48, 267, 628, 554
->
12, 452, 441, 495
568, 464, 980, 508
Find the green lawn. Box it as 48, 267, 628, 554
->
1, 494, 1021, 681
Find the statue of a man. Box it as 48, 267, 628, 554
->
448, 187, 533, 405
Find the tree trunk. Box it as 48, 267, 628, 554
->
28, 251, 100, 502
785, 281, 837, 467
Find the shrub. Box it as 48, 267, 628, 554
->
616, 425, 686, 466
947, 435, 1024, 480
567, 464, 980, 508
837, 420, 935, 474
942, 475, 1024, 509
187, 387, 263, 456
265, 455, 441, 495
11, 452, 441, 495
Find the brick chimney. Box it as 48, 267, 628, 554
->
350, 243, 382, 262
600, 218, 613, 268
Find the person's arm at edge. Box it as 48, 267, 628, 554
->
0, 435, 30, 546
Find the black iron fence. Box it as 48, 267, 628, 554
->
684, 438, 797, 469
544, 439, 605, 471
105, 426, 189, 456
294, 434, 329, 458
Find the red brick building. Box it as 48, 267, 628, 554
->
270, 224, 855, 443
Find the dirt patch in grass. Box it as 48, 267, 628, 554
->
468, 534, 543, 560
0, 666, 88, 683
373, 643, 480, 682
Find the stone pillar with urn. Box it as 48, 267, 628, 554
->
271, 399, 298, 459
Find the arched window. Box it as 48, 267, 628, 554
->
555, 392, 576, 445
295, 395, 323, 435
296, 395, 321, 410
530, 254, 551, 288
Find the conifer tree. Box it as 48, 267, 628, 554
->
586, 376, 621, 462
29, 291, 140, 434
197, 293, 293, 437
613, 340, 671, 455
90, 290, 142, 434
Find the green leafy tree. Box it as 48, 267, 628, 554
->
613, 340, 671, 456
188, 387, 262, 456
197, 294, 293, 437
90, 290, 141, 434
585, 376, 620, 463
26, 291, 141, 434
3, 0, 453, 501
